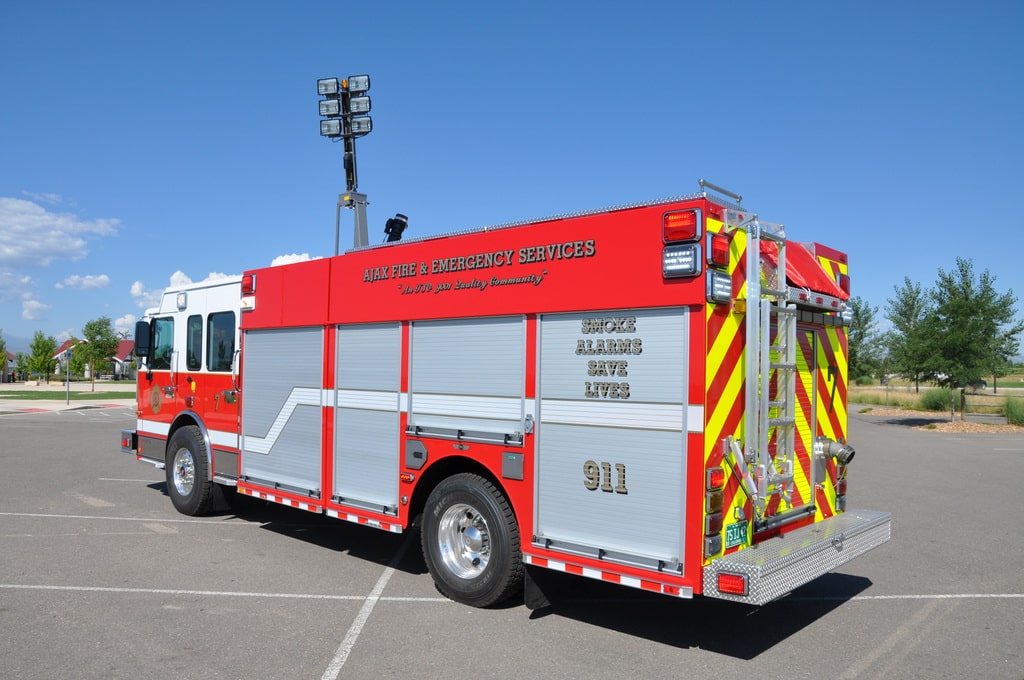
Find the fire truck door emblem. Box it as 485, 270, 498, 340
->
150, 386, 162, 414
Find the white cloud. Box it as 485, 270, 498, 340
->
271, 253, 316, 266
115, 314, 137, 337
55, 274, 111, 290
0, 197, 119, 268
0, 272, 33, 303
21, 191, 64, 206
22, 298, 50, 321
130, 280, 163, 310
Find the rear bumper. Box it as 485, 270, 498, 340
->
120, 429, 138, 454
702, 509, 891, 605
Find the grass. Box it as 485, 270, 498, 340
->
850, 386, 1009, 415
0, 390, 133, 401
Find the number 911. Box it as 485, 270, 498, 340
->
583, 460, 628, 494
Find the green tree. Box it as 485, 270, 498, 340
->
28, 331, 58, 383
80, 316, 120, 391
884, 277, 933, 391
15, 352, 30, 381
928, 258, 1022, 392
0, 328, 7, 381
847, 296, 883, 381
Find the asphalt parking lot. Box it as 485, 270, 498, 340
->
1, 406, 1022, 679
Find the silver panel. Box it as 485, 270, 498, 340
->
409, 317, 524, 435
536, 307, 689, 568
240, 328, 323, 493
334, 323, 401, 512
703, 509, 892, 605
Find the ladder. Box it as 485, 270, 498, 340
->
723, 208, 799, 524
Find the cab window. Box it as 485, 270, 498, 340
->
207, 312, 236, 372
150, 317, 174, 370
186, 315, 202, 370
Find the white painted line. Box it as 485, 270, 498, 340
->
320, 529, 416, 680
0, 511, 261, 525
0, 583, 448, 602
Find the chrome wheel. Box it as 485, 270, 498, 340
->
437, 502, 490, 579
172, 447, 196, 498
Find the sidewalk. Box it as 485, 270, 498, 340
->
0, 381, 136, 415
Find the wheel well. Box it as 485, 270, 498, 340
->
167, 413, 212, 476
408, 455, 505, 527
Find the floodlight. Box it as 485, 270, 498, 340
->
317, 77, 342, 96
350, 117, 373, 136
349, 96, 371, 115
319, 99, 342, 117
347, 74, 370, 94
320, 119, 343, 137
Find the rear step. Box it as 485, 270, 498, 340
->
702, 509, 891, 605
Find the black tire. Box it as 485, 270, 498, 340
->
166, 425, 215, 516
421, 473, 523, 607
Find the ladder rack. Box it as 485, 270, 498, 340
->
723, 208, 799, 523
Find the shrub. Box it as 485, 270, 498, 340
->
919, 388, 952, 412
855, 375, 874, 386
1006, 397, 1024, 426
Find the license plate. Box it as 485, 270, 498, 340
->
725, 521, 748, 549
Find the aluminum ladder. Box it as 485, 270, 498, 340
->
723, 208, 799, 525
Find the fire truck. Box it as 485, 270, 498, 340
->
121, 180, 890, 608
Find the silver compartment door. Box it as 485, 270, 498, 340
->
408, 317, 525, 444
334, 323, 401, 514
240, 327, 323, 494
536, 308, 689, 572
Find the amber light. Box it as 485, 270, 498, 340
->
663, 210, 701, 242
717, 573, 748, 596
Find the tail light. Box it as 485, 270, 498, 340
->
707, 232, 730, 268
704, 465, 725, 558
717, 572, 748, 596
663, 209, 701, 243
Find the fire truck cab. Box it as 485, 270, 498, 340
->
123, 183, 890, 608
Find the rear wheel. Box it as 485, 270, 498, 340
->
166, 425, 215, 516
421, 473, 523, 607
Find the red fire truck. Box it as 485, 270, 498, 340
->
122, 181, 890, 607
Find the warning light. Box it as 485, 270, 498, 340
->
663, 209, 701, 243
717, 572, 748, 596
241, 274, 256, 295
707, 232, 730, 268
706, 466, 725, 490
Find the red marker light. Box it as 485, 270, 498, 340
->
663, 210, 700, 242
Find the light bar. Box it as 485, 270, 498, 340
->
317, 77, 341, 96
319, 99, 342, 117
349, 95, 371, 115
350, 117, 373, 136
320, 119, 343, 137
347, 74, 371, 94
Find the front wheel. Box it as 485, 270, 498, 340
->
166, 425, 215, 516
421, 473, 523, 607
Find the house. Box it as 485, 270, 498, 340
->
112, 339, 136, 380
53, 339, 85, 377
3, 351, 13, 383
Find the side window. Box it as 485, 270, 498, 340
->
207, 312, 236, 372
151, 317, 174, 371
186, 315, 202, 370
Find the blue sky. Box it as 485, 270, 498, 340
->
1, 1, 1022, 353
